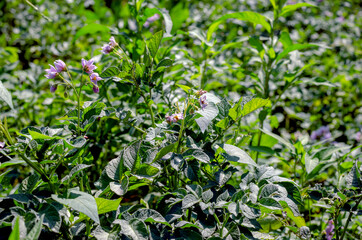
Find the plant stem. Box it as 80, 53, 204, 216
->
77, 71, 84, 135
340, 196, 362, 240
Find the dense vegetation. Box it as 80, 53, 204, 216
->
0, 0, 361, 239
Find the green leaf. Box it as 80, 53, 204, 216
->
133, 164, 159, 179
304, 154, 319, 174
275, 44, 319, 63
105, 155, 123, 181
346, 162, 361, 188
270, 0, 277, 9
8, 216, 20, 240
280, 3, 317, 17
132, 209, 170, 226
61, 164, 92, 183
195, 102, 219, 133
28, 129, 55, 140
25, 215, 44, 240
0, 80, 14, 109
157, 58, 173, 68
73, 23, 109, 43
228, 97, 243, 121
220, 144, 257, 167
259, 128, 295, 151
216, 118, 229, 130
170, 2, 189, 33
148, 30, 163, 58
110, 176, 129, 196
123, 140, 142, 172
52, 189, 100, 224
176, 84, 191, 93
19, 174, 39, 194
241, 98, 271, 116
38, 203, 61, 233
95, 197, 122, 215
182, 194, 200, 209
153, 143, 175, 162
158, 8, 173, 37
116, 219, 148, 240
207, 11, 271, 41
249, 36, 264, 53
279, 31, 293, 47
100, 67, 120, 78
183, 149, 210, 163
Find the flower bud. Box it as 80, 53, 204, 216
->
50, 84, 58, 93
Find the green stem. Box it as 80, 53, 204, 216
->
340, 196, 362, 240
77, 71, 84, 135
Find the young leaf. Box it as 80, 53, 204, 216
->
207, 12, 271, 41
148, 30, 164, 58
95, 197, 122, 215
275, 44, 319, 63
52, 189, 100, 224
280, 3, 317, 17
0, 80, 14, 109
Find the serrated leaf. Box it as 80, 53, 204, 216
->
100, 66, 120, 78
96, 197, 122, 215
52, 189, 100, 224
0, 80, 14, 109
220, 144, 257, 166
280, 3, 317, 17
148, 30, 163, 58
207, 11, 271, 41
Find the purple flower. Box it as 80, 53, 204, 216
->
45, 65, 58, 79
143, 14, 160, 28
311, 126, 332, 141
89, 73, 102, 85
50, 84, 58, 93
325, 220, 334, 240
92, 85, 99, 93
166, 113, 184, 123
0, 141, 5, 149
102, 44, 113, 54
54, 60, 66, 73
109, 36, 118, 48
81, 58, 97, 74
199, 95, 208, 110
355, 131, 361, 142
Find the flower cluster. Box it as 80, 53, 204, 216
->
165, 113, 184, 124
325, 220, 334, 240
102, 36, 118, 54
311, 126, 332, 141
143, 14, 160, 28
196, 89, 207, 97
44, 59, 66, 79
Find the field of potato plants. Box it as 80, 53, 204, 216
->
0, 0, 361, 239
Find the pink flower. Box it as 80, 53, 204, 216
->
89, 73, 102, 84
109, 36, 118, 47
81, 58, 97, 74
0, 141, 5, 149
102, 44, 113, 54
45, 65, 58, 79
196, 89, 207, 97
54, 60, 66, 73
199, 95, 208, 110
166, 113, 184, 123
